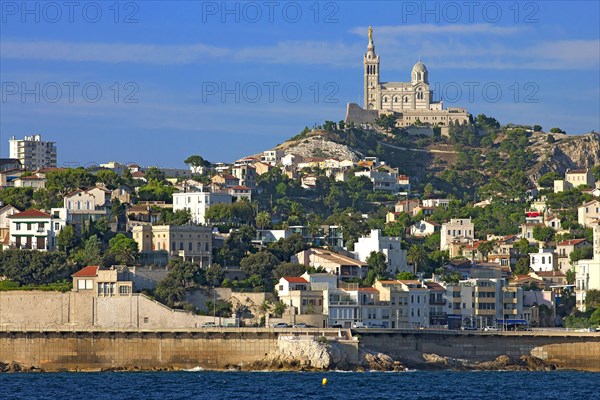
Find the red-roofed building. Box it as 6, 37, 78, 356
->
7, 208, 66, 250
71, 265, 132, 296
276, 276, 323, 317
556, 238, 591, 272
211, 173, 240, 188
227, 185, 252, 201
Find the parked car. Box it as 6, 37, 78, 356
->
329, 324, 343, 328
483, 326, 499, 332
461, 326, 477, 331
201, 322, 218, 328
271, 322, 290, 328
352, 322, 367, 328
292, 323, 308, 328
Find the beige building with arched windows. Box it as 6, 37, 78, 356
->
348, 27, 471, 131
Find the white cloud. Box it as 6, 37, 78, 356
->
1, 35, 598, 71
350, 23, 526, 37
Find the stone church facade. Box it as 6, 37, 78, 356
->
347, 27, 471, 130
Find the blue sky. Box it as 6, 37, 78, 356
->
1, 1, 599, 168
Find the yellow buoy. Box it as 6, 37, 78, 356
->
322, 378, 328, 385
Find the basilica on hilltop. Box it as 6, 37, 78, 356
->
346, 27, 471, 132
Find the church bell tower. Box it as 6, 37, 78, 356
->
364, 26, 380, 110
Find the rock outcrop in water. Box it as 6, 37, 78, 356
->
402, 353, 556, 371
0, 360, 43, 373
241, 336, 407, 372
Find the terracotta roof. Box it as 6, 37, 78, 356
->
536, 271, 565, 278
131, 171, 145, 178
566, 169, 588, 174
229, 185, 251, 190
556, 238, 588, 247
36, 167, 63, 173
357, 287, 379, 292
221, 174, 238, 180
424, 220, 441, 226
8, 209, 52, 219
282, 277, 308, 284
424, 282, 445, 290
19, 174, 44, 180
72, 265, 99, 277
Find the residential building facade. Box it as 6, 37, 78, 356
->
9, 135, 57, 170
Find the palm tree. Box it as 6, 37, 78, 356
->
255, 211, 271, 229
407, 244, 428, 275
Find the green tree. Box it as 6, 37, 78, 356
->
272, 300, 287, 317
549, 127, 565, 134
96, 170, 120, 190
166, 259, 205, 287
0, 187, 34, 210
586, 289, 600, 310
255, 211, 271, 229
56, 225, 78, 255
273, 262, 307, 280
184, 155, 209, 174
533, 124, 542, 132
108, 234, 138, 265
366, 251, 388, 278
397, 271, 416, 280
569, 247, 594, 263
168, 209, 192, 226
46, 168, 97, 196
514, 257, 531, 275
537, 172, 561, 188
478, 241, 495, 261
205, 263, 225, 287
589, 308, 600, 327
268, 234, 308, 262
533, 225, 555, 243
592, 165, 600, 180
71, 235, 102, 266
515, 238, 532, 255
407, 244, 428, 273
154, 275, 185, 307
144, 167, 166, 183
565, 269, 576, 285
0, 249, 73, 285
206, 203, 234, 224
240, 250, 280, 282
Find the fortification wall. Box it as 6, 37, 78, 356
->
0, 291, 220, 330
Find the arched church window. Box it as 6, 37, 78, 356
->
394, 96, 399, 103
403, 96, 408, 103
383, 96, 388, 103
417, 73, 421, 81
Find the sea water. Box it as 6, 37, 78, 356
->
2, 370, 598, 400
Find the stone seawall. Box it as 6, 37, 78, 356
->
1, 329, 599, 372
358, 330, 600, 371
0, 330, 279, 371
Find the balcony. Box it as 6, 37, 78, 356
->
429, 299, 447, 305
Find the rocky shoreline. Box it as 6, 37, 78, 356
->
0, 338, 557, 373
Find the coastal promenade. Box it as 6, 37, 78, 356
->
1, 326, 599, 372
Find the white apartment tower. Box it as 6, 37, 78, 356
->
9, 135, 57, 170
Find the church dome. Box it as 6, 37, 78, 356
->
411, 61, 428, 84
412, 61, 427, 73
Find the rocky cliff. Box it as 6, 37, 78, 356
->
528, 132, 600, 181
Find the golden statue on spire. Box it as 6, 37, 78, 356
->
368, 26, 373, 43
